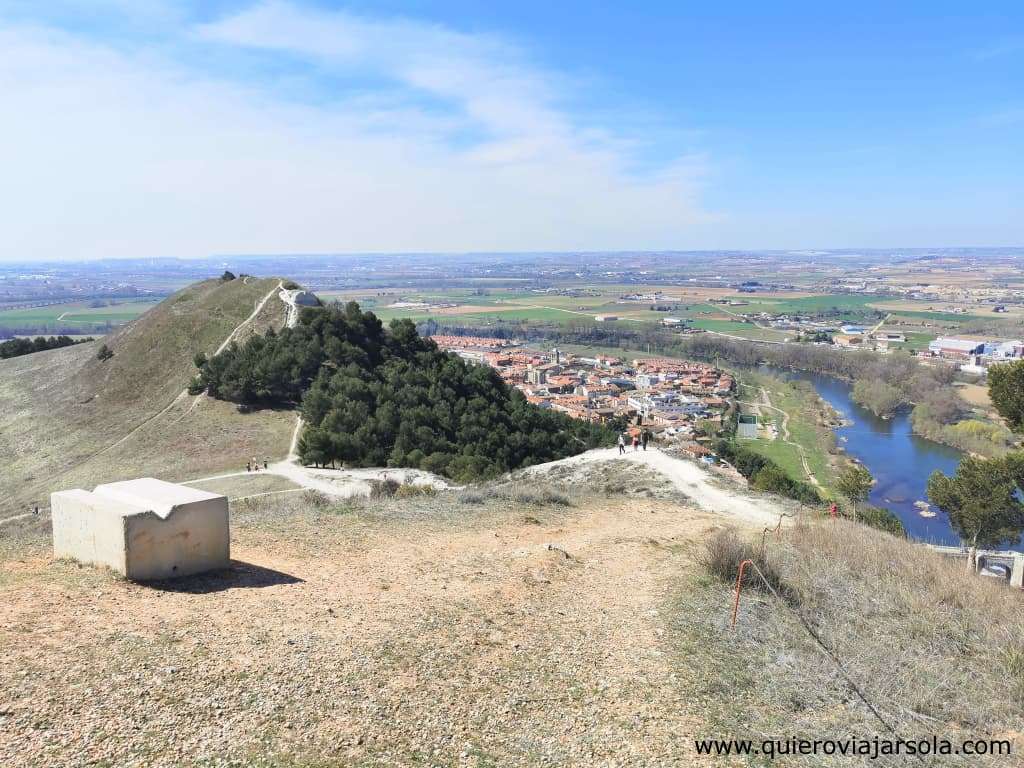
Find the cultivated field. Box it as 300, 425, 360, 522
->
0, 299, 160, 334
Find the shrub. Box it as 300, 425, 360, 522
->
394, 483, 438, 498
699, 528, 787, 595
455, 485, 571, 507
96, 344, 113, 361
852, 504, 905, 537
369, 478, 400, 499
221, 270, 236, 281
509, 487, 571, 507
302, 490, 331, 509
186, 376, 205, 396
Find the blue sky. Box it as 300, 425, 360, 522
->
0, 1, 1021, 260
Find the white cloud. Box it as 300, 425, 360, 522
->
0, 2, 715, 261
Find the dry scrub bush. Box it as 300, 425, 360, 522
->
700, 528, 788, 595
302, 490, 331, 509
675, 518, 1024, 765
457, 483, 572, 508
394, 483, 438, 499
369, 478, 400, 499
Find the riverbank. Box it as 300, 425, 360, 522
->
733, 368, 843, 494
783, 369, 966, 545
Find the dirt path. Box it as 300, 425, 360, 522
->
185, 444, 788, 526
869, 312, 891, 335
519, 304, 645, 322
525, 447, 785, 525
0, 493, 723, 766
739, 386, 821, 488
705, 328, 788, 345
86, 281, 286, 460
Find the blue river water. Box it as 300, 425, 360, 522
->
773, 369, 965, 546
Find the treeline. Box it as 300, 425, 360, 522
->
192, 302, 617, 482
0, 335, 94, 360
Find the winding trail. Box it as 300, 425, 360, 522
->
181, 443, 786, 526
95, 281, 286, 457
739, 384, 821, 487
180, 281, 287, 419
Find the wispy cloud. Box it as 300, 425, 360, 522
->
0, 1, 714, 261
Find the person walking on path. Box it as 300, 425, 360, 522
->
263, 458, 269, 470
618, 434, 626, 455
641, 430, 649, 451
632, 434, 639, 452
246, 461, 251, 473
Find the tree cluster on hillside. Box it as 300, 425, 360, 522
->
192, 302, 617, 481
988, 360, 1024, 432
928, 453, 1024, 567
0, 335, 93, 360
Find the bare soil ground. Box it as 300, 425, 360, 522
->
0, 465, 741, 768
955, 382, 994, 409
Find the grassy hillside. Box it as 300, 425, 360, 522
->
674, 521, 1024, 765
0, 277, 294, 518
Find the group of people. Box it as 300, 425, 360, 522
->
617, 429, 652, 454
246, 456, 269, 472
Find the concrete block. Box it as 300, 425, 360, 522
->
51, 478, 229, 580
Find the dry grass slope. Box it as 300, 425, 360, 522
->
1, 457, 1021, 766
0, 277, 293, 517
673, 520, 1024, 766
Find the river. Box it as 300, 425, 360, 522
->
775, 369, 965, 546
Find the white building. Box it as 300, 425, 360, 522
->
627, 392, 705, 420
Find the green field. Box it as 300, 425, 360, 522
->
720, 294, 881, 315
886, 309, 980, 323
689, 318, 791, 341
890, 330, 937, 351
0, 299, 159, 333
736, 374, 835, 495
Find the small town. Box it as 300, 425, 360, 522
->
430, 335, 734, 437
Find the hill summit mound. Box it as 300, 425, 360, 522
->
0, 277, 295, 517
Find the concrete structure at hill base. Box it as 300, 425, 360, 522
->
51, 478, 229, 581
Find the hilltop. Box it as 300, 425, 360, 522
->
0, 276, 296, 518
1, 456, 1021, 766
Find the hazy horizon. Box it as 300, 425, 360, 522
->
2, 1, 1021, 262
